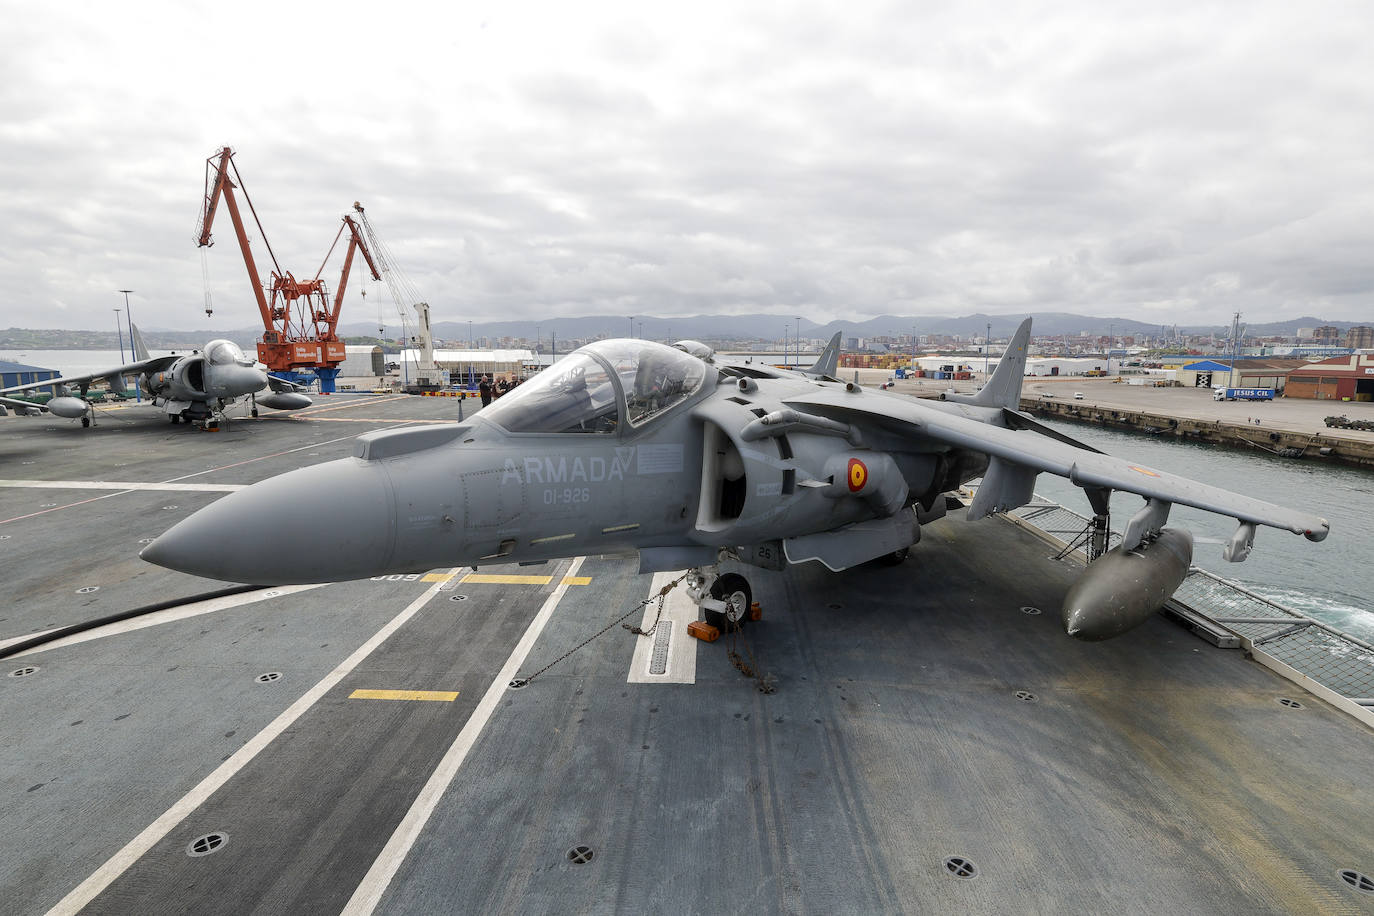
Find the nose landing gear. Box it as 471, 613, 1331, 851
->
686, 567, 753, 631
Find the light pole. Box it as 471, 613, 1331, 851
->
119, 290, 140, 402
985, 321, 991, 378
468, 320, 472, 347
114, 308, 125, 363
795, 317, 801, 367
628, 315, 634, 338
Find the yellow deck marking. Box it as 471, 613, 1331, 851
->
423, 572, 590, 586
349, 689, 459, 702
460, 573, 554, 585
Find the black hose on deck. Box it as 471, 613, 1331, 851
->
0, 584, 265, 661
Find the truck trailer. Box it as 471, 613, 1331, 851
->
1213, 387, 1275, 401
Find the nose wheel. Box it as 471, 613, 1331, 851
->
688, 568, 753, 631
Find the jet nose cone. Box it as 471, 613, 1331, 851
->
141, 458, 397, 585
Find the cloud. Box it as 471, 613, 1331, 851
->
2, 0, 1373, 332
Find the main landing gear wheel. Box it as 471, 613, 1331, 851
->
705, 573, 752, 632
81, 416, 90, 427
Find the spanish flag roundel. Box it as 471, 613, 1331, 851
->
847, 458, 868, 492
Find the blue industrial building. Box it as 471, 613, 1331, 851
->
0, 359, 60, 396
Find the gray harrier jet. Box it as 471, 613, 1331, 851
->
142, 318, 1328, 640
0, 326, 311, 428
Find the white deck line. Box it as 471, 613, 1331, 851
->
627, 571, 699, 684
0, 479, 245, 492
3, 585, 325, 657
341, 556, 586, 916
45, 572, 456, 916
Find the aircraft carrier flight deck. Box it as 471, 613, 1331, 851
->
2, 394, 1372, 915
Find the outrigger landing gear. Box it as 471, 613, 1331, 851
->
685, 566, 753, 631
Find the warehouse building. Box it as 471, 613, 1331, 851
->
0, 359, 60, 395
1285, 353, 1374, 401
338, 345, 386, 378
1175, 359, 1308, 392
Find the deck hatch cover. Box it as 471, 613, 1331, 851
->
1339, 869, 1374, 894
944, 856, 978, 879
187, 833, 228, 857
567, 845, 595, 864
9, 666, 38, 678
255, 672, 282, 683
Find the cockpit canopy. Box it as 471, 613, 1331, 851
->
204, 339, 252, 367
482, 339, 709, 434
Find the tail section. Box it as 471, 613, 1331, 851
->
941, 318, 1030, 410
806, 332, 842, 378
130, 324, 152, 362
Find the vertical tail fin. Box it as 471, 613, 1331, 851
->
942, 318, 1031, 409
806, 332, 843, 378
129, 324, 151, 362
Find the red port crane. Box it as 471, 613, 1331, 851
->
197, 146, 381, 392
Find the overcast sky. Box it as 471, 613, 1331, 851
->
2, 0, 1372, 333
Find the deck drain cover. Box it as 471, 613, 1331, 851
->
1339, 869, 1374, 894
76, 586, 100, 594
187, 832, 228, 857
1015, 690, 1038, 703
162, 505, 179, 510
508, 678, 528, 690
944, 856, 978, 879
262, 590, 282, 598
9, 667, 39, 678
1278, 697, 1304, 709
138, 538, 154, 545
255, 672, 282, 683
567, 845, 595, 864
649, 621, 673, 676
450, 595, 469, 602
1020, 605, 1042, 615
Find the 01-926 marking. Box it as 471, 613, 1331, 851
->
543, 487, 591, 506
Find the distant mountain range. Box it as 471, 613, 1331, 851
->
2, 313, 1363, 350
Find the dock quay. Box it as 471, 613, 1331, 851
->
875, 371, 1374, 469
1024, 395, 1374, 468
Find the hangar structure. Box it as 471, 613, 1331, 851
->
1175, 359, 1308, 392
0, 359, 60, 395
1286, 353, 1374, 401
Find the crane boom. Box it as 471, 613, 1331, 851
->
196, 147, 380, 393
350, 203, 446, 390
198, 148, 272, 322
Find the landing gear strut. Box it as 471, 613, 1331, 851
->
686, 567, 752, 631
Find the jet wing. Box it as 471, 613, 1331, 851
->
265, 375, 310, 394
0, 356, 177, 398
786, 388, 1330, 542
0, 393, 46, 412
